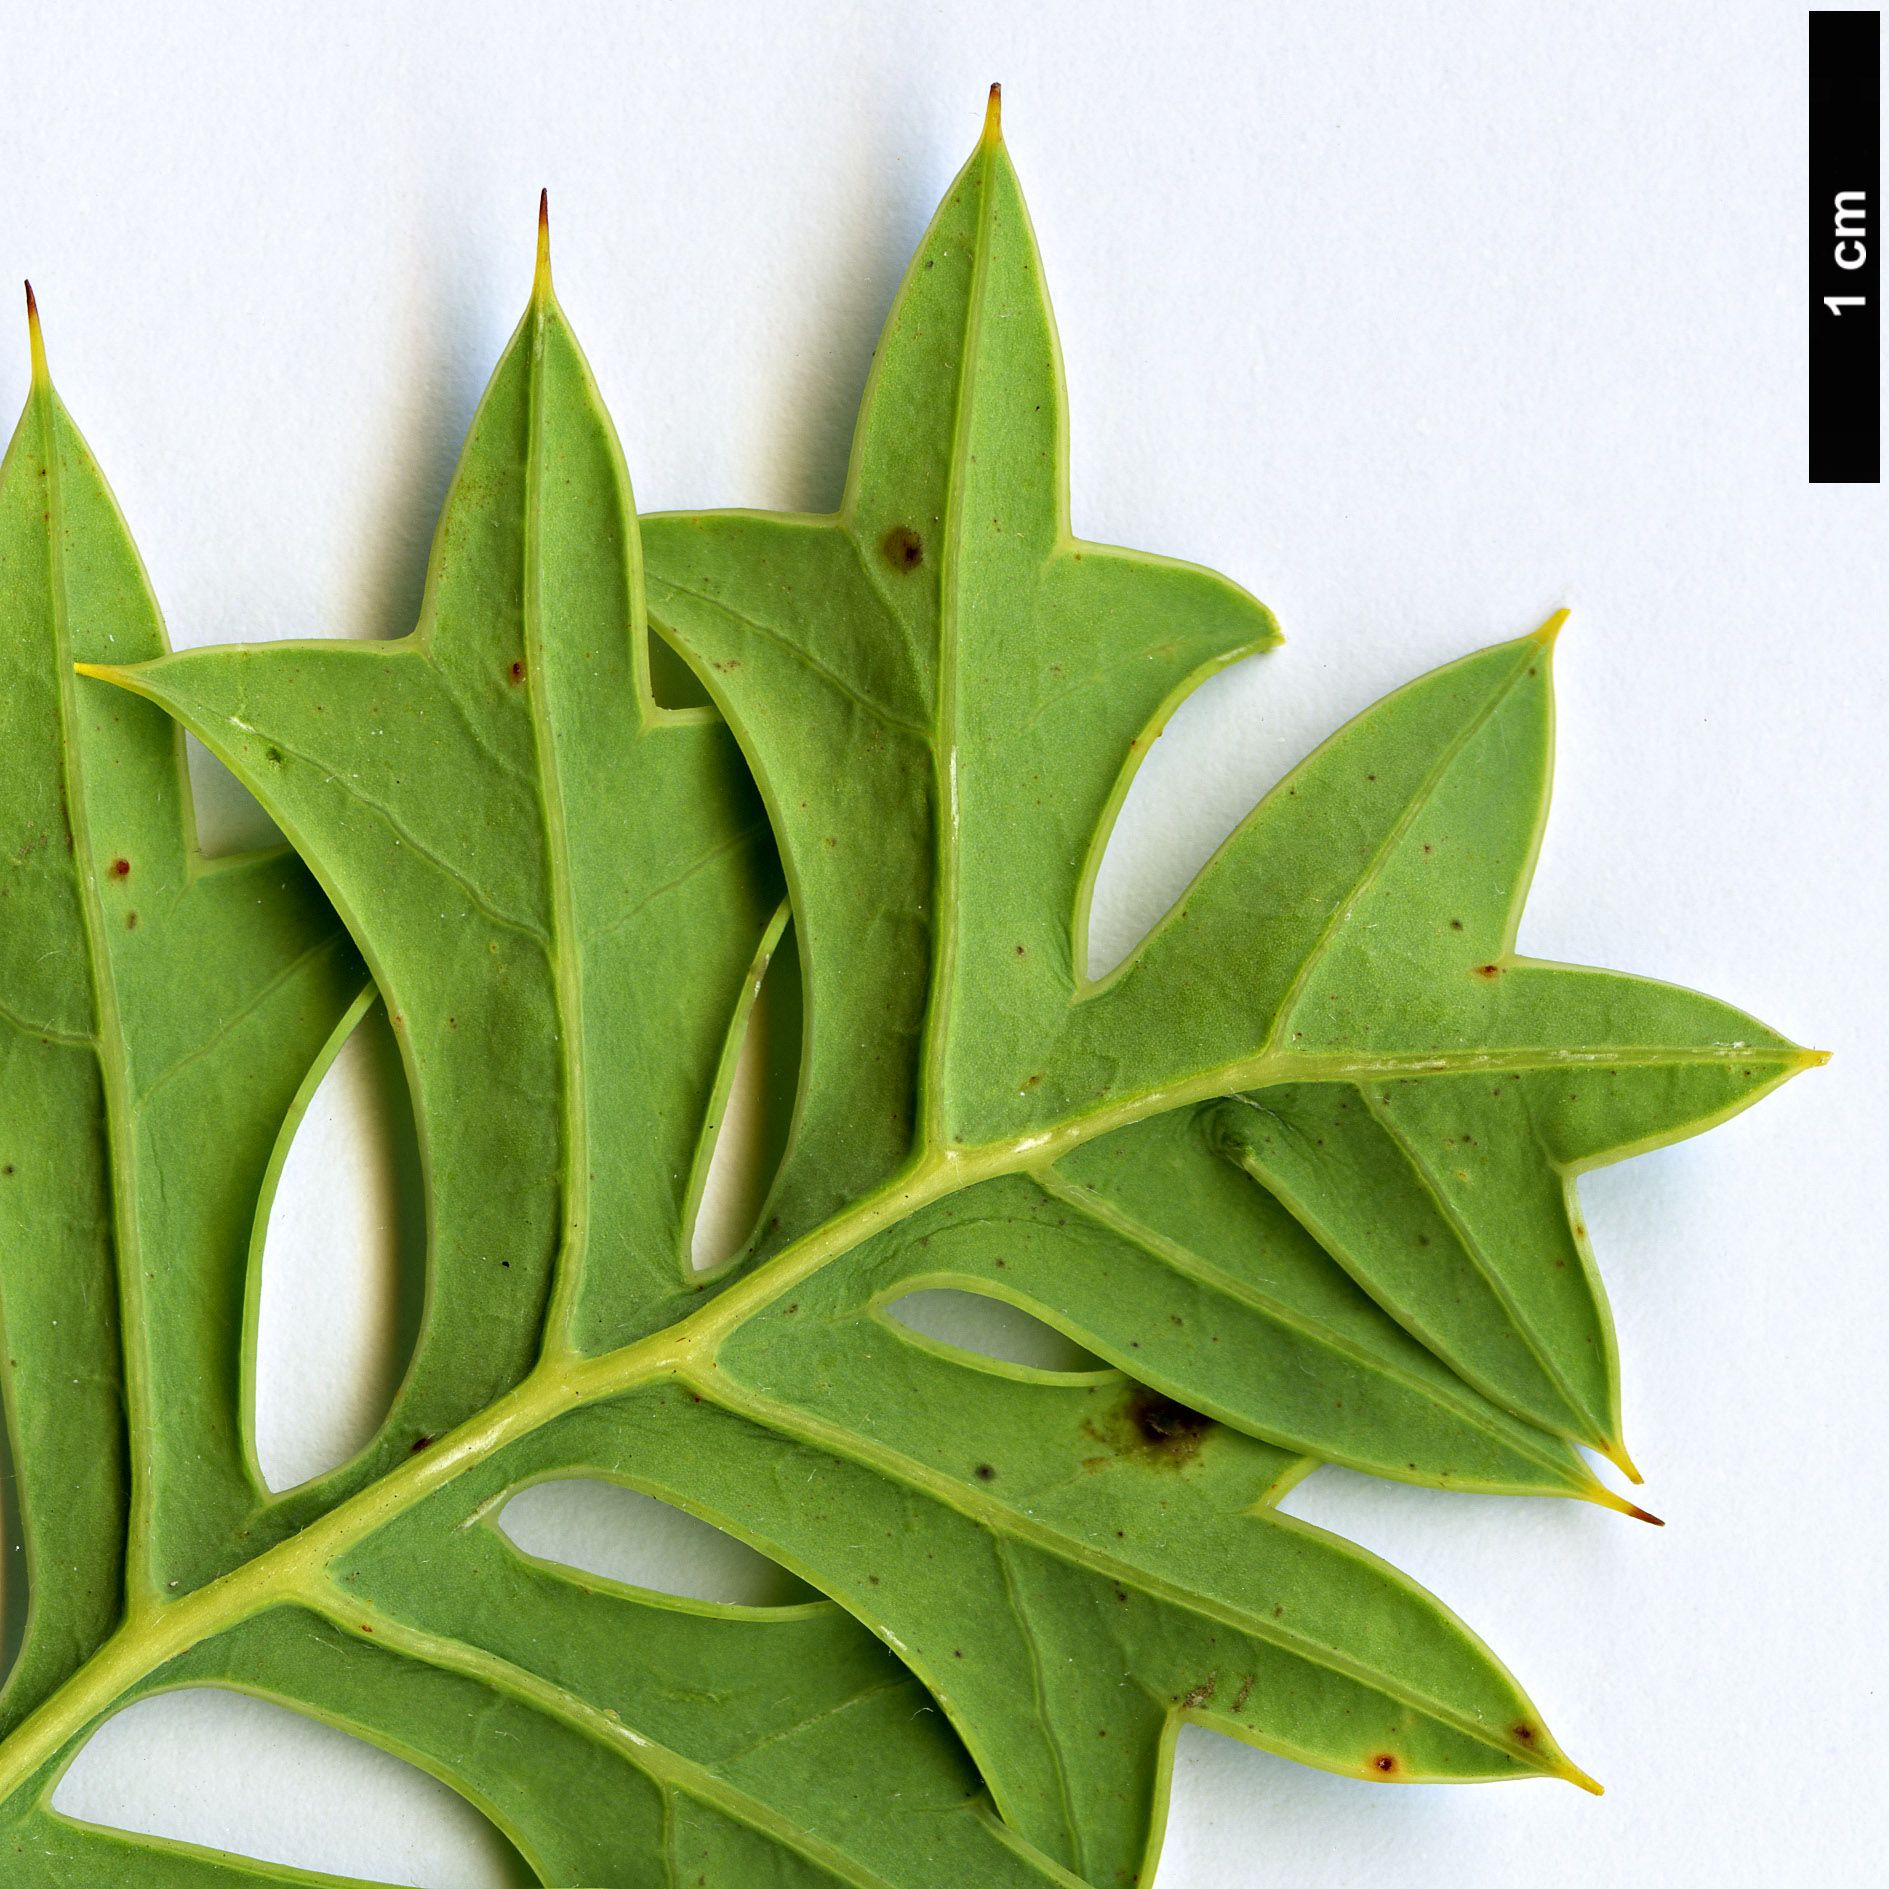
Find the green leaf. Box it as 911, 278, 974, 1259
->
0, 96, 1816, 1889
0, 295, 364, 1730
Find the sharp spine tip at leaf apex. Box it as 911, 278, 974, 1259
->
1561, 1762, 1605, 1798
984, 81, 1003, 143
1531, 607, 1570, 652
23, 279, 46, 384
1584, 1477, 1661, 1525
1600, 1438, 1644, 1486
534, 188, 553, 300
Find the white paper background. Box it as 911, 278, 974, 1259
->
4, 3, 1885, 1884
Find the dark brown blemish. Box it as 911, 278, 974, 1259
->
973, 1463, 996, 1481
882, 526, 924, 573
107, 858, 130, 880
1512, 1723, 1536, 1744
1372, 1753, 1397, 1774
1449, 919, 1464, 930
1473, 963, 1502, 979
1232, 1675, 1254, 1713
124, 911, 138, 930
1177, 1672, 1218, 1710
509, 660, 526, 683
410, 1435, 433, 1454
1127, 1389, 1213, 1462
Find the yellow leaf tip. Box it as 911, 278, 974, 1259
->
1585, 1479, 1661, 1525
1798, 1047, 1832, 1069
1561, 1760, 1605, 1797
533, 189, 552, 300
1599, 1438, 1644, 1485
24, 280, 46, 384
983, 82, 1003, 144
1530, 607, 1570, 651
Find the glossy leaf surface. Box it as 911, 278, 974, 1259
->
0, 101, 1814, 1889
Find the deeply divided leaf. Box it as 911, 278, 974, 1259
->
0, 99, 1816, 1889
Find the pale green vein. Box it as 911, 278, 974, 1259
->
1258, 640, 1535, 1056
306, 1585, 902, 1889
131, 934, 357, 1109
645, 576, 932, 742
0, 1001, 90, 1049
188, 724, 549, 945
1355, 1082, 1598, 1439
522, 267, 590, 1364
1033, 1165, 1586, 1484
992, 1531, 1082, 1875
41, 380, 151, 1609
586, 815, 774, 948
681, 1367, 1568, 1774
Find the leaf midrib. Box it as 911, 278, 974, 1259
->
683, 1368, 1555, 1776
522, 288, 590, 1360
1034, 1167, 1589, 1486
1355, 1084, 1600, 1442
0, 1028, 1788, 1800
1258, 639, 1536, 1058
40, 383, 154, 1610
915, 130, 1000, 1152
304, 1588, 916, 1889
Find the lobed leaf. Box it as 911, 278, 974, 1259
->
0, 93, 1818, 1889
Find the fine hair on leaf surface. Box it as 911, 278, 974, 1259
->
0, 89, 1818, 1888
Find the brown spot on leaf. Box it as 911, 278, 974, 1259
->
1372, 1753, 1397, 1774
124, 911, 138, 929
1126, 1389, 1213, 1463
882, 526, 924, 572
1449, 919, 1463, 930
509, 660, 526, 683
1473, 963, 1502, 979
974, 1463, 996, 1481
1178, 1672, 1218, 1709
107, 858, 130, 879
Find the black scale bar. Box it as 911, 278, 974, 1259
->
1809, 11, 1880, 482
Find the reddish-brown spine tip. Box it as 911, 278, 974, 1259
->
24, 280, 46, 383
983, 83, 1003, 142
1626, 1504, 1664, 1527
533, 190, 552, 300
